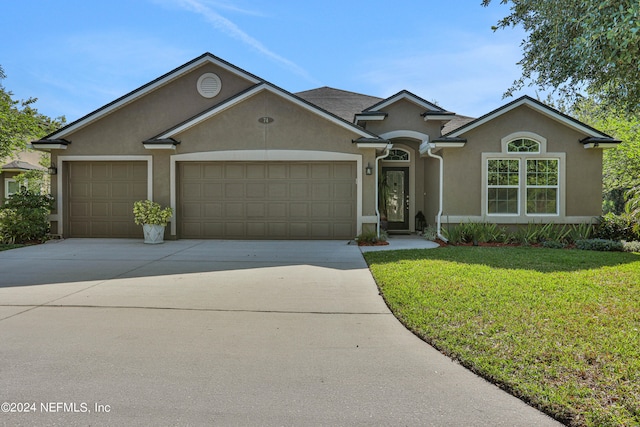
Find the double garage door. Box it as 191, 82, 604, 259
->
66, 161, 357, 239
179, 161, 357, 239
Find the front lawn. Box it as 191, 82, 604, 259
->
364, 247, 640, 427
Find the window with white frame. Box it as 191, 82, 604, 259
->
485, 135, 560, 216
4, 178, 20, 199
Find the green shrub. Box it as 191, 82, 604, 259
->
594, 213, 640, 241
568, 222, 594, 242
422, 225, 438, 241
622, 241, 640, 253
133, 200, 173, 226
356, 230, 387, 245
0, 190, 54, 244
542, 240, 565, 249
575, 238, 623, 252
444, 222, 507, 245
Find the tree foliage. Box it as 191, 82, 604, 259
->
482, 0, 640, 112
0, 65, 65, 161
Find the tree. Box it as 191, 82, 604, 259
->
566, 96, 640, 213
0, 65, 64, 161
482, 0, 640, 112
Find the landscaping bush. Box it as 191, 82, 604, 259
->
575, 238, 623, 252
355, 229, 388, 245
594, 212, 640, 241
622, 240, 640, 253
541, 240, 565, 249
444, 222, 507, 245
0, 190, 54, 244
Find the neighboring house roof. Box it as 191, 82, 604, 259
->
295, 87, 383, 122
1, 160, 46, 172
444, 95, 620, 141
441, 114, 476, 135
43, 52, 263, 140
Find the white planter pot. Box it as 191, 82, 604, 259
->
142, 224, 165, 244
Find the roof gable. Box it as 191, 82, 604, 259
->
445, 95, 615, 139
152, 83, 378, 140
364, 90, 446, 113
47, 53, 263, 140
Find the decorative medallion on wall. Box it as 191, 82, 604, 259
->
197, 73, 222, 98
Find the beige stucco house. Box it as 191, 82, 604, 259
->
1, 150, 47, 206
31, 52, 619, 240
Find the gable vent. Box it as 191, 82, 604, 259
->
197, 73, 222, 98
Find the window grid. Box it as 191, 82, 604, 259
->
386, 149, 410, 161
487, 159, 520, 215
507, 138, 540, 153
526, 159, 559, 214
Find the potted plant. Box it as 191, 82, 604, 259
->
133, 200, 173, 244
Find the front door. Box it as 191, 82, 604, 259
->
382, 167, 409, 231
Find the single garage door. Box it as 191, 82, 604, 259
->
67, 162, 147, 237
179, 161, 356, 239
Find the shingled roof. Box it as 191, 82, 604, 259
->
296, 86, 475, 135
296, 87, 383, 122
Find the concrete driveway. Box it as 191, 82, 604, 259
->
0, 239, 560, 426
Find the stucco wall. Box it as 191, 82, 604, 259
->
442, 105, 604, 222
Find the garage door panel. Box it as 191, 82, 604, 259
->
182, 203, 202, 218
225, 183, 244, 198
91, 202, 109, 217
268, 164, 287, 179
225, 203, 244, 217
290, 183, 309, 199
225, 164, 245, 179
224, 222, 245, 237
204, 203, 222, 217
67, 162, 146, 238
246, 203, 265, 218
203, 183, 222, 199
246, 183, 266, 199
91, 183, 110, 198
179, 161, 356, 239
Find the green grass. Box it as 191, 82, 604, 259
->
364, 247, 640, 427
0, 243, 24, 252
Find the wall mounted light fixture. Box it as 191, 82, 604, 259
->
365, 163, 373, 175
47, 164, 58, 175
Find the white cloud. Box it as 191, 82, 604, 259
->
162, 0, 318, 84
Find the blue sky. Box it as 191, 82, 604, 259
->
1, 0, 530, 122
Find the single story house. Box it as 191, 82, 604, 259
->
31, 52, 620, 240
1, 151, 47, 206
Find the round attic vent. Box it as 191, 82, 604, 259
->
197, 73, 222, 98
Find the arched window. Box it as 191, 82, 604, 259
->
507, 138, 540, 153
386, 149, 410, 161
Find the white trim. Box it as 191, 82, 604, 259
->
355, 114, 386, 122
143, 144, 177, 150
448, 97, 611, 138
49, 54, 261, 139
441, 215, 598, 225
383, 148, 410, 162
158, 84, 373, 140
379, 130, 429, 142
502, 131, 547, 153
55, 156, 153, 236
169, 150, 363, 237
4, 178, 19, 198
584, 142, 620, 149
481, 152, 566, 220
30, 143, 68, 151
356, 142, 388, 149
423, 114, 454, 122
368, 92, 442, 113
429, 142, 466, 150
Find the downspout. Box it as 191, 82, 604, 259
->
375, 143, 393, 238
421, 141, 448, 242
